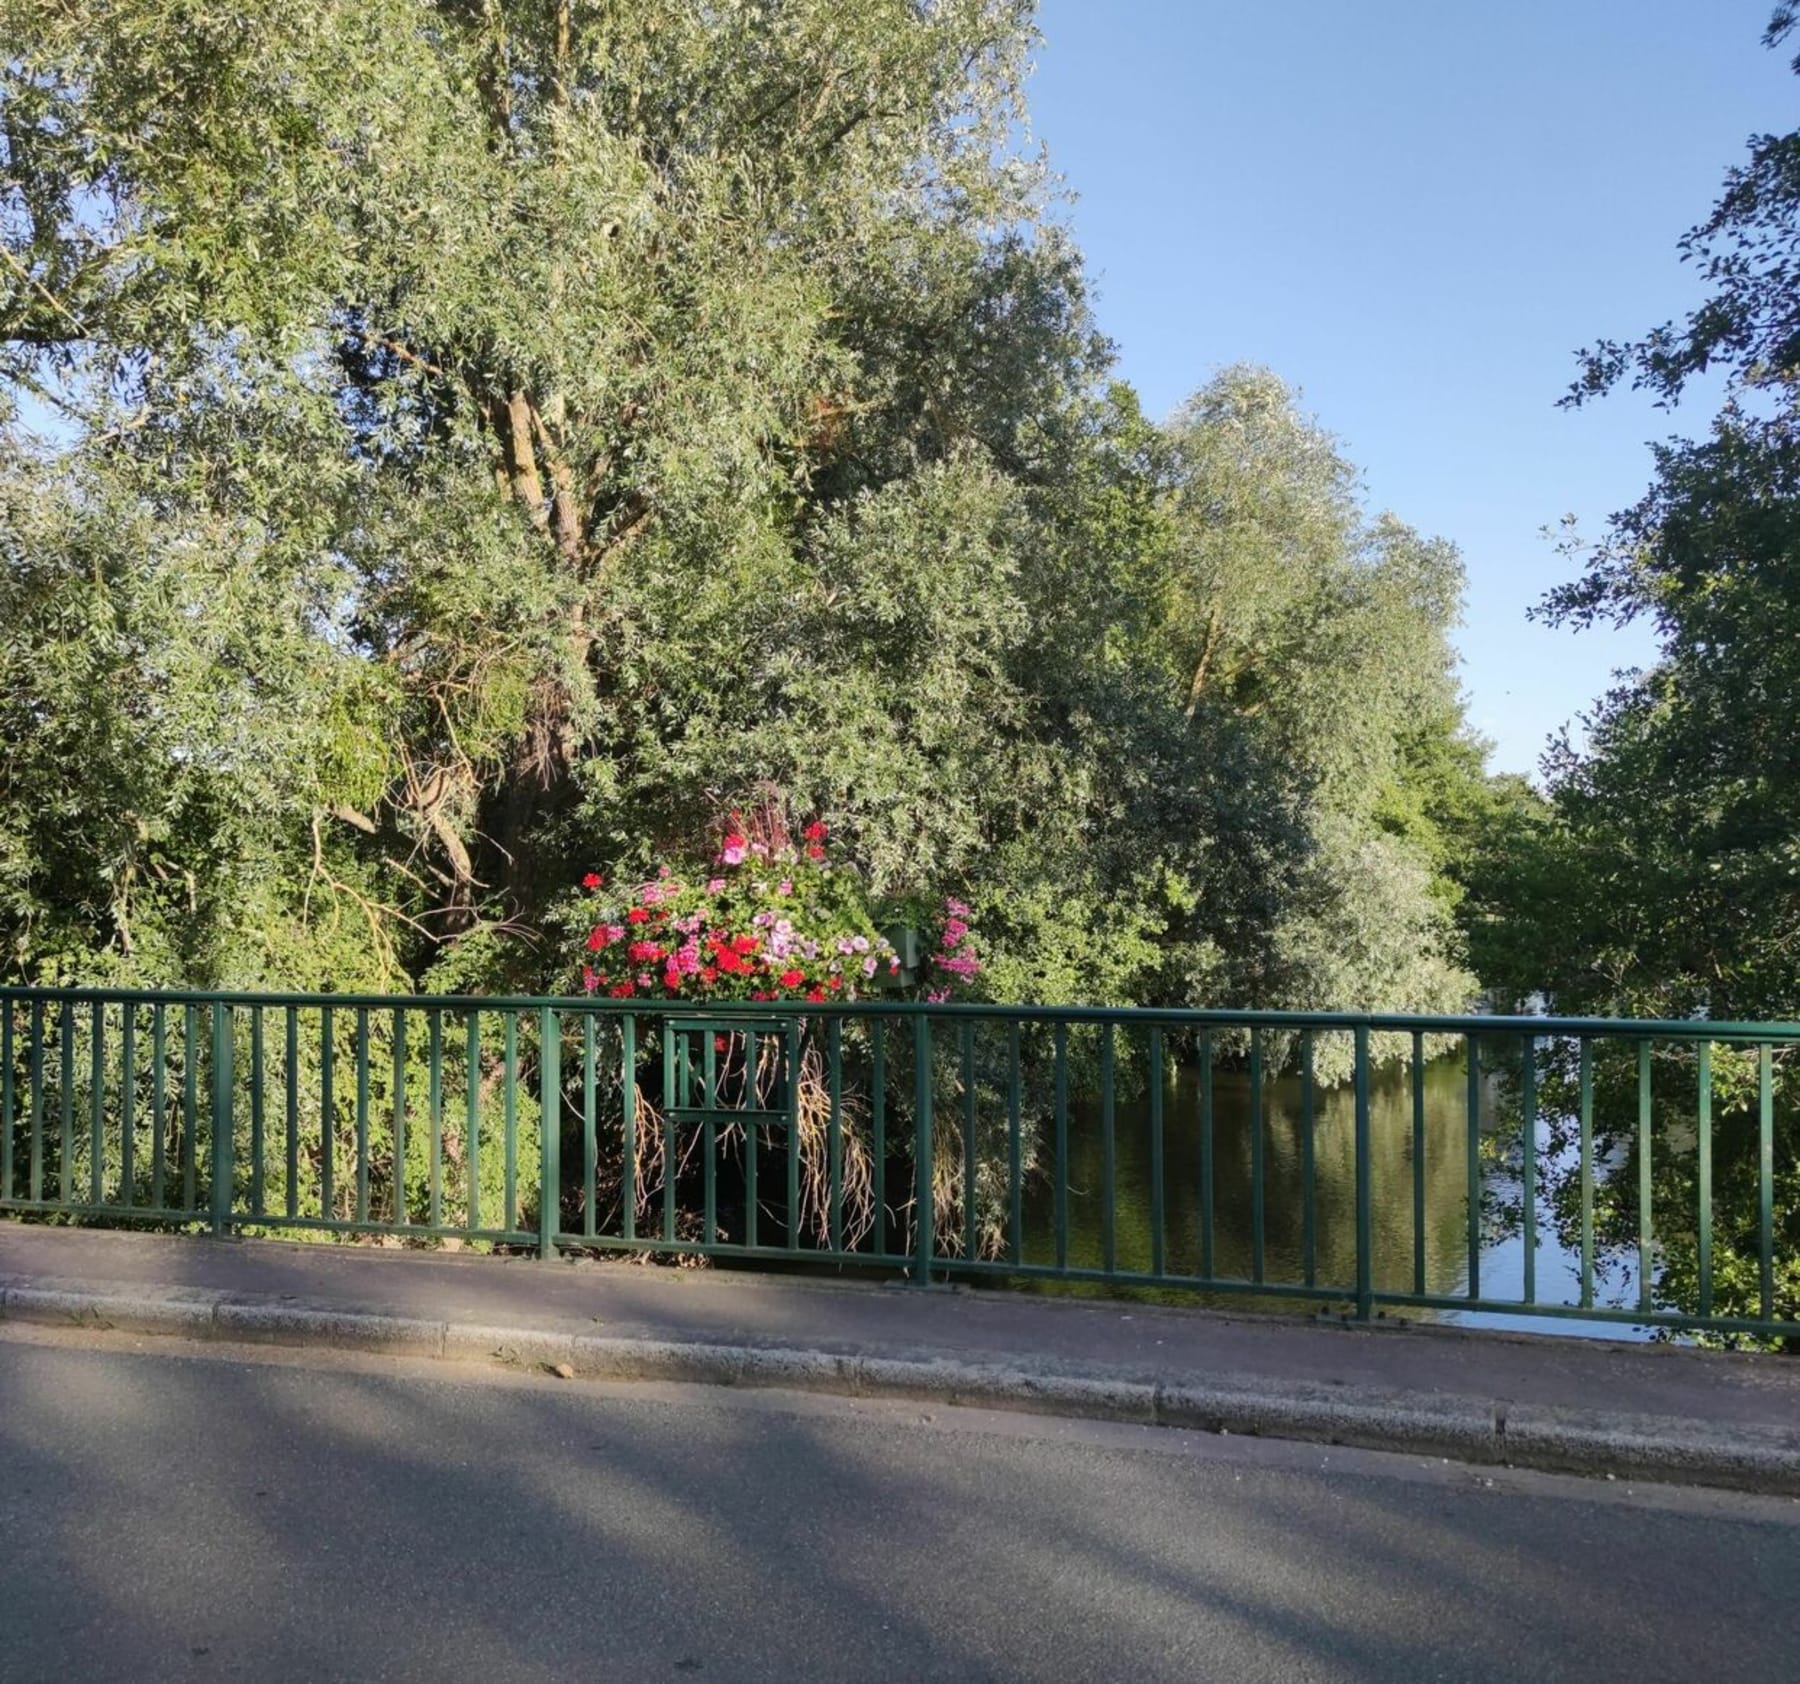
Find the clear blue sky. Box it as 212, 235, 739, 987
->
1028, 0, 1794, 776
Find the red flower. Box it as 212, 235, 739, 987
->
826, 974, 843, 990
803, 820, 827, 842
731, 934, 759, 956
585, 927, 605, 951
609, 981, 635, 999
582, 968, 598, 993
751, 990, 772, 1001
806, 843, 825, 860
663, 966, 682, 991
626, 907, 651, 924
582, 872, 604, 890
700, 965, 718, 983
716, 950, 744, 975
628, 940, 663, 963
805, 986, 826, 1003
714, 1034, 730, 1054
780, 968, 804, 989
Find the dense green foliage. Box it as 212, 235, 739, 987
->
0, 1, 1489, 1033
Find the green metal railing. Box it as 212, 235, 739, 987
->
0, 987, 1795, 1340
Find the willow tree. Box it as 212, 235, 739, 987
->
2, 0, 1100, 986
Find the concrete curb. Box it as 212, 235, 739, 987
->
4, 1275, 1797, 1495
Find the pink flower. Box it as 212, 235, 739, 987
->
777, 879, 793, 896
707, 877, 726, 894
720, 836, 748, 865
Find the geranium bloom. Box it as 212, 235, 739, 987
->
626, 907, 651, 924
720, 834, 748, 865
731, 934, 759, 956
803, 820, 827, 842
582, 872, 604, 890
806, 844, 825, 861
780, 969, 805, 989
706, 877, 726, 894
701, 965, 718, 983
805, 987, 826, 1003
627, 940, 663, 963
585, 928, 606, 951
582, 968, 598, 992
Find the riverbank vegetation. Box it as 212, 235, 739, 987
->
0, 0, 1496, 1027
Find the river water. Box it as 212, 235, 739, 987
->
1017, 1055, 1649, 1337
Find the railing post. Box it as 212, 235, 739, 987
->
1353, 1022, 1372, 1322
210, 1000, 233, 1238
913, 1013, 934, 1287
538, 1006, 560, 1262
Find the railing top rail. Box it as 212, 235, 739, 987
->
1, 985, 1796, 1041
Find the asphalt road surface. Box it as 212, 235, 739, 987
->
0, 1325, 1795, 1683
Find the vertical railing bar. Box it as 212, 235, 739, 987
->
1249, 1027, 1264, 1285
1006, 1021, 1022, 1267
1696, 1042, 1712, 1319
827, 1016, 843, 1255
392, 1008, 407, 1227
1636, 1040, 1653, 1314
961, 1019, 976, 1264
703, 1023, 719, 1248
354, 1007, 371, 1226
464, 1010, 480, 1232
209, 1001, 233, 1236
1465, 1034, 1481, 1302
284, 1007, 299, 1221
582, 1013, 597, 1240
784, 1022, 800, 1254
88, 1000, 104, 1205
872, 1021, 888, 1257
1101, 1022, 1117, 1276
181, 1002, 197, 1214
742, 1024, 757, 1251
1411, 1029, 1426, 1298
1759, 1043, 1775, 1323
1, 1002, 12, 1202
1353, 1023, 1372, 1321
249, 1005, 265, 1217
1148, 1026, 1165, 1280
663, 1021, 678, 1245
1301, 1031, 1316, 1289
319, 1005, 334, 1223
148, 1004, 163, 1211
61, 999, 77, 1206
620, 1015, 636, 1243
28, 998, 45, 1204
1052, 1022, 1069, 1272
913, 1014, 934, 1285
121, 1004, 135, 1206
502, 1010, 518, 1234
1199, 1029, 1215, 1280
1579, 1038, 1595, 1310
1521, 1033, 1537, 1307
538, 1005, 560, 1260
428, 1011, 444, 1230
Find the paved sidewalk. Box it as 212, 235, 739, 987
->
2, 1224, 1797, 1491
